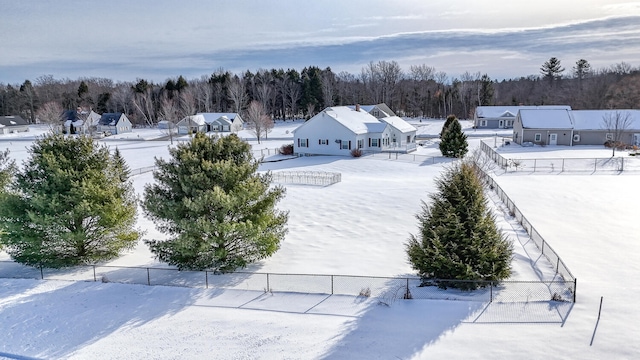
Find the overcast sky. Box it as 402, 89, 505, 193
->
1, 0, 639, 84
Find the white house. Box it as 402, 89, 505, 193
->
97, 113, 132, 134
199, 112, 244, 133
294, 106, 419, 156
176, 114, 206, 134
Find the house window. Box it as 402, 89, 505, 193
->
573, 134, 581, 142
341, 140, 350, 150
319, 139, 328, 145
480, 120, 487, 127
299, 138, 308, 147
534, 133, 542, 142
606, 133, 613, 141
357, 139, 363, 149
505, 120, 513, 128
407, 135, 411, 143
371, 138, 379, 147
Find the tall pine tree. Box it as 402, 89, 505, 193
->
0, 134, 139, 268
406, 161, 512, 290
142, 133, 288, 272
439, 116, 468, 158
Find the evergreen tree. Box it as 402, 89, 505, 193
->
439, 116, 468, 157
439, 114, 456, 138
406, 161, 512, 290
0, 134, 140, 268
540, 57, 565, 85
142, 133, 288, 272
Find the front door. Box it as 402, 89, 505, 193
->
549, 133, 558, 145
634, 134, 640, 146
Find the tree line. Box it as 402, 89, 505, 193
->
1, 58, 638, 125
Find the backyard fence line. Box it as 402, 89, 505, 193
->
472, 161, 576, 302
480, 141, 640, 172
269, 171, 341, 186
0, 261, 575, 303
362, 151, 453, 165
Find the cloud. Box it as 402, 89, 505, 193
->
1, 16, 638, 84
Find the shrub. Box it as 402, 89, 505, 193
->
279, 143, 294, 155
350, 148, 363, 157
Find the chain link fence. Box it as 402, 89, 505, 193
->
473, 163, 576, 294
480, 141, 640, 172
0, 261, 575, 303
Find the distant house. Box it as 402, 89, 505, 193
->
293, 106, 416, 156
176, 114, 206, 135
571, 110, 640, 146
512, 109, 640, 146
0, 115, 29, 134
97, 113, 132, 135
346, 104, 396, 118
61, 108, 101, 134
198, 113, 244, 133
513, 109, 574, 145
475, 105, 572, 129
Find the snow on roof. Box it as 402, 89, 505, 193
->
346, 104, 394, 117
323, 106, 386, 134
180, 114, 206, 125
571, 110, 640, 130
519, 109, 573, 129
198, 113, 239, 124
380, 116, 416, 133
477, 105, 571, 118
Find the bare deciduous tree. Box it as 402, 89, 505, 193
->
158, 93, 179, 144
602, 110, 633, 156
36, 101, 63, 130
244, 100, 273, 144
132, 88, 156, 127
228, 76, 248, 114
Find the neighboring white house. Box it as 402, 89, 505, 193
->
97, 113, 133, 135
0, 115, 29, 134
475, 105, 572, 129
176, 114, 206, 134
198, 112, 244, 133
293, 106, 416, 156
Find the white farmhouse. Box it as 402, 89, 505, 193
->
198, 112, 244, 133
293, 106, 416, 156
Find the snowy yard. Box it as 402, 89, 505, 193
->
0, 121, 638, 359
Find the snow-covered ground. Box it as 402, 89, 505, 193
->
0, 120, 637, 359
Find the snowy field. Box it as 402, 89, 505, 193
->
0, 120, 638, 359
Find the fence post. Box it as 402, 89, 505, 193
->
594, 158, 597, 172
562, 159, 565, 172
147, 268, 151, 286
40, 264, 44, 280
621, 157, 624, 172
266, 273, 270, 292
206, 271, 209, 289
541, 239, 545, 254
490, 282, 493, 302
331, 275, 334, 295
574, 278, 577, 302
534, 159, 536, 172
556, 258, 560, 274
93, 265, 96, 282
405, 278, 410, 299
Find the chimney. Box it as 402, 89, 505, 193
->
355, 104, 360, 112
